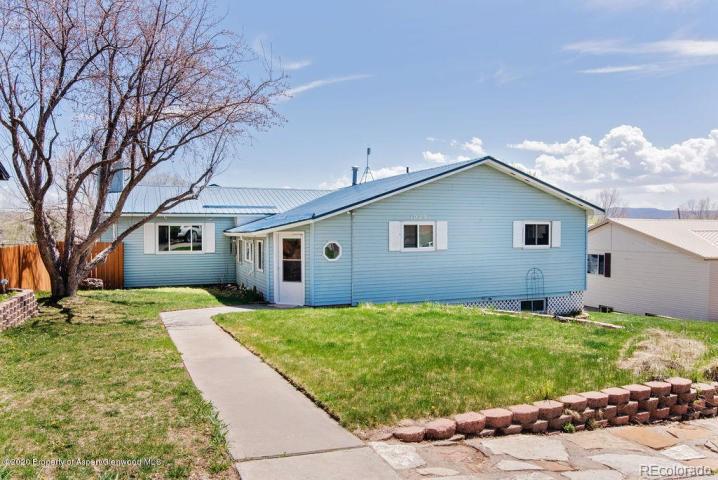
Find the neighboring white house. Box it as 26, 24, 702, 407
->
586, 218, 718, 321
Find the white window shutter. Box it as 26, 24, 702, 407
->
204, 223, 216, 253
512, 221, 523, 249
436, 221, 448, 250
388, 221, 402, 251
551, 221, 561, 248
143, 223, 155, 254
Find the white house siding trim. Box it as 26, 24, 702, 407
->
586, 222, 712, 320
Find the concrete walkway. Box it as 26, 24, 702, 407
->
161, 307, 399, 480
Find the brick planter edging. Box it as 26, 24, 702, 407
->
0, 289, 38, 330
393, 378, 718, 442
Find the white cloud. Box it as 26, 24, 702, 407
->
510, 126, 718, 208
642, 184, 678, 193
652, 39, 718, 57
565, 38, 718, 58
422, 150, 448, 164
584, 0, 700, 10
283, 59, 312, 71
510, 125, 718, 189
373, 166, 409, 179
318, 165, 409, 189
283, 74, 372, 100
318, 176, 352, 190
421, 135, 487, 162
462, 137, 486, 156
252, 34, 312, 72
579, 64, 652, 74
493, 66, 521, 85
565, 39, 627, 55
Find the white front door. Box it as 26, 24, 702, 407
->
276, 232, 304, 305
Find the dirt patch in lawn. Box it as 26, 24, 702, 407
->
618, 328, 706, 377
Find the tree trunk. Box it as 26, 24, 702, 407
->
49, 270, 80, 300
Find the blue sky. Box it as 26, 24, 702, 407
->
213, 0, 718, 209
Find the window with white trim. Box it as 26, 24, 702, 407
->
244, 239, 253, 263
587, 254, 605, 275
402, 222, 435, 250
235, 239, 242, 262
323, 241, 342, 261
157, 224, 203, 253
256, 240, 264, 271
523, 222, 550, 248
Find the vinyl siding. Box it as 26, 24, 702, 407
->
109, 216, 236, 288
329, 163, 586, 305
311, 214, 352, 305
236, 235, 269, 298
586, 222, 712, 320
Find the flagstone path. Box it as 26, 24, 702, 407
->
370, 419, 718, 479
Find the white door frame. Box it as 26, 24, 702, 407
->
273, 231, 305, 305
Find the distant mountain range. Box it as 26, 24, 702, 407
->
618, 207, 718, 219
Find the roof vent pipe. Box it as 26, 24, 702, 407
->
351, 166, 359, 186
406, 166, 410, 174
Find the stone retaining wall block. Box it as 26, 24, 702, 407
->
623, 384, 652, 401
424, 419, 456, 440
453, 412, 486, 434
533, 400, 564, 420
481, 408, 513, 429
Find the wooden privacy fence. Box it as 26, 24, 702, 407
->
0, 242, 124, 291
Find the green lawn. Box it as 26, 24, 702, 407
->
215, 304, 718, 430
0, 287, 260, 480
0, 291, 16, 302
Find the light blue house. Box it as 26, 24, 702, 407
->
106, 157, 602, 314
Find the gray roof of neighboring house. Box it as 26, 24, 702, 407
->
106, 185, 330, 215
228, 156, 603, 234
591, 218, 718, 260
0, 162, 9, 181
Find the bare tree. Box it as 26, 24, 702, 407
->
679, 198, 718, 219
594, 188, 625, 221
0, 0, 285, 298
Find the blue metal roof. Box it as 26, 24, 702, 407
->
106, 185, 330, 215
227, 156, 603, 234
228, 158, 482, 233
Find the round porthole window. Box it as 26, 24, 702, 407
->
323, 241, 342, 261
